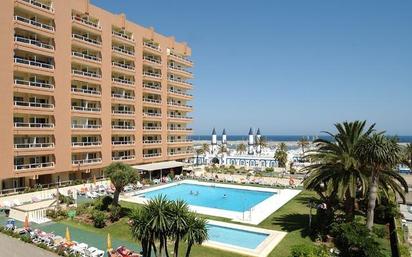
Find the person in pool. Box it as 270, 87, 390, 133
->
223, 194, 227, 198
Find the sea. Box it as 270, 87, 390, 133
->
190, 135, 412, 143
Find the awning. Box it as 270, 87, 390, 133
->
132, 161, 186, 172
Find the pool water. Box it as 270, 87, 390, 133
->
207, 224, 268, 249
138, 183, 275, 212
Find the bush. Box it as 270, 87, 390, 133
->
331, 221, 385, 257
94, 196, 113, 211
92, 210, 107, 228
109, 204, 122, 222
76, 203, 93, 215
59, 194, 74, 206
265, 167, 274, 172
372, 226, 387, 238
20, 234, 32, 243
290, 244, 330, 257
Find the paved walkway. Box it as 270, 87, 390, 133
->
0, 233, 57, 257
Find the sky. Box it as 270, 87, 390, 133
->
92, 0, 412, 136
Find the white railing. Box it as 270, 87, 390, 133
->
143, 56, 161, 64
14, 16, 54, 31
168, 114, 192, 119
72, 33, 101, 46
112, 155, 135, 161
112, 31, 134, 41
72, 158, 102, 165
14, 142, 54, 149
72, 16, 101, 30
14, 122, 54, 128
20, 0, 53, 12
112, 46, 134, 56
143, 153, 161, 158
14, 36, 54, 50
168, 127, 192, 131
168, 77, 192, 86
143, 112, 161, 117
72, 51, 101, 62
168, 89, 192, 97
143, 83, 161, 90
71, 87, 101, 95
15, 162, 54, 170
71, 106, 101, 112
112, 125, 135, 130
168, 65, 192, 75
71, 124, 101, 129
112, 141, 135, 145
14, 79, 54, 90
143, 41, 161, 52
72, 141, 101, 147
14, 100, 54, 109
111, 93, 134, 100
143, 126, 161, 130
112, 61, 135, 71
168, 139, 192, 143
112, 77, 134, 85
168, 151, 193, 156
169, 51, 193, 64
112, 110, 135, 115
14, 57, 54, 69
143, 140, 162, 144
72, 69, 101, 79
143, 98, 161, 104
168, 102, 192, 108
143, 71, 162, 78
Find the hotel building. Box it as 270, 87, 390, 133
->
0, 0, 194, 191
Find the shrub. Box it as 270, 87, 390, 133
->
372, 226, 387, 238
331, 221, 385, 257
59, 194, 74, 206
76, 203, 92, 215
92, 210, 106, 228
20, 234, 32, 243
94, 196, 113, 211
109, 204, 122, 222
289, 244, 330, 257
265, 167, 274, 172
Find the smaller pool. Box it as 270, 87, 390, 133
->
207, 224, 268, 250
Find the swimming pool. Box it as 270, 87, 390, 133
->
136, 183, 275, 212
207, 224, 268, 249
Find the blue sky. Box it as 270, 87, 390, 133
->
92, 0, 412, 135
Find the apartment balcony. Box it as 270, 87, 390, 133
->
71, 124, 102, 131
112, 46, 135, 60
71, 105, 101, 113
72, 33, 102, 49
14, 15, 54, 36
168, 150, 193, 157
143, 112, 162, 121
14, 122, 54, 129
167, 127, 193, 135
112, 61, 135, 73
143, 71, 162, 80
14, 100, 54, 114
111, 92, 134, 102
168, 77, 192, 88
168, 139, 193, 145
112, 140, 135, 146
112, 125, 135, 131
143, 139, 162, 145
168, 51, 193, 67
168, 65, 193, 78
72, 158, 102, 166
143, 98, 162, 106
112, 77, 135, 87
14, 57, 54, 72
14, 142, 54, 150
168, 89, 192, 100
112, 155, 135, 161
143, 56, 162, 67
112, 109, 135, 116
167, 114, 193, 121
72, 51, 101, 64
14, 161, 54, 171
167, 101, 193, 111
15, 0, 54, 17
72, 15, 101, 32
112, 31, 135, 44
71, 87, 101, 98
14, 35, 54, 53
14, 78, 54, 91
143, 82, 162, 93
143, 126, 162, 132
143, 153, 162, 158
143, 41, 161, 53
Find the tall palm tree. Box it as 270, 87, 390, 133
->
274, 143, 288, 168
218, 145, 227, 165
278, 142, 288, 152
402, 143, 412, 170
255, 136, 268, 149
184, 213, 208, 257
236, 143, 246, 155
297, 137, 310, 154
104, 162, 138, 205
355, 134, 407, 230
201, 143, 210, 155
169, 200, 189, 257
195, 148, 204, 166
130, 207, 155, 257
303, 121, 375, 220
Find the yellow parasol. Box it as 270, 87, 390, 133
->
24, 215, 29, 228
107, 233, 112, 252
65, 227, 71, 242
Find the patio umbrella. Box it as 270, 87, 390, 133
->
24, 215, 29, 228
93, 175, 97, 185
107, 233, 112, 252
65, 227, 71, 242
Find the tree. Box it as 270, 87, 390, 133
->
130, 207, 156, 257
184, 213, 208, 257
236, 143, 246, 155
355, 134, 407, 230
297, 137, 310, 154
104, 162, 138, 206
274, 142, 288, 168
169, 200, 189, 257
255, 136, 268, 149
195, 148, 204, 166
303, 121, 375, 220
402, 143, 412, 170
201, 143, 210, 155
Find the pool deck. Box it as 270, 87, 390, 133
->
121, 180, 301, 225
204, 220, 287, 257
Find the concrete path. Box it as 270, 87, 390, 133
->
0, 233, 57, 257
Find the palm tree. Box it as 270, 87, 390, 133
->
303, 121, 376, 219
201, 143, 210, 155
402, 143, 412, 170
274, 143, 288, 168
355, 134, 407, 230
104, 162, 138, 205
130, 207, 155, 257
278, 142, 288, 152
169, 200, 189, 257
184, 213, 208, 257
195, 148, 204, 166
255, 136, 268, 149
236, 143, 246, 155
297, 137, 310, 154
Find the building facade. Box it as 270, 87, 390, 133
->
0, 0, 194, 190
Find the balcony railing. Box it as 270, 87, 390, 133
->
112, 62, 135, 71
14, 36, 54, 50
14, 100, 54, 109
112, 155, 135, 161
72, 16, 101, 30
72, 69, 101, 79
143, 98, 161, 104
20, 0, 54, 12
143, 153, 161, 158
143, 71, 161, 79
143, 42, 161, 52
72, 33, 101, 46
143, 83, 161, 91
14, 142, 54, 149
167, 102, 192, 108
112, 125, 135, 130
169, 52, 193, 65
15, 162, 54, 170
168, 151, 193, 156
168, 77, 192, 86
72, 158, 102, 165
112, 110, 135, 115
168, 66, 192, 75
72, 141, 101, 147
143, 126, 162, 130
168, 127, 192, 131
168, 89, 192, 97
143, 112, 161, 117
112, 141, 135, 146
71, 124, 101, 129
168, 114, 192, 119
72, 51, 101, 62
112, 31, 134, 42
14, 79, 54, 90
168, 139, 192, 143
71, 106, 101, 112
14, 57, 54, 69
112, 77, 134, 86
71, 87, 101, 95
14, 122, 54, 128
14, 16, 54, 31
143, 140, 162, 144
112, 46, 135, 56
111, 93, 134, 100
143, 56, 161, 65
